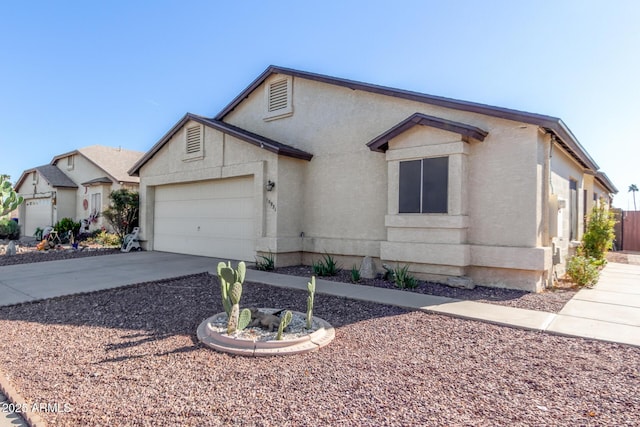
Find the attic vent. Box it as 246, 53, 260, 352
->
186, 125, 202, 154
264, 76, 293, 121
183, 124, 204, 161
268, 79, 289, 112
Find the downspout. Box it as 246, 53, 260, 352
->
543, 131, 554, 288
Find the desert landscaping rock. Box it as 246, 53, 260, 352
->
0, 273, 638, 426
447, 275, 475, 289
359, 256, 376, 279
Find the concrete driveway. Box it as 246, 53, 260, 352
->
0, 251, 221, 306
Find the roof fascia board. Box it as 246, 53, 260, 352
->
216, 66, 600, 173
367, 113, 488, 152
129, 113, 312, 176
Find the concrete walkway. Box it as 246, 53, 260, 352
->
1, 252, 638, 426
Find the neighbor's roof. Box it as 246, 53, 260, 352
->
51, 145, 144, 183
215, 65, 605, 178
128, 113, 313, 176
15, 164, 78, 190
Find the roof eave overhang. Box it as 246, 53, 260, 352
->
217, 66, 602, 176
367, 113, 488, 152
129, 113, 313, 176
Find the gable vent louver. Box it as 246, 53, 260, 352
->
268, 79, 289, 112
185, 125, 202, 154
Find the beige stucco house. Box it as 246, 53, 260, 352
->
15, 145, 144, 237
129, 66, 617, 292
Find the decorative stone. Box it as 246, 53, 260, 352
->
5, 241, 16, 256
359, 256, 376, 279
447, 276, 475, 290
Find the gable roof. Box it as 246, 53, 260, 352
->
215, 65, 601, 174
51, 145, 144, 184
15, 164, 78, 191
367, 113, 488, 152
128, 113, 313, 176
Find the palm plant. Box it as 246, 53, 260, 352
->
629, 184, 638, 211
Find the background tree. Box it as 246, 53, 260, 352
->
1, 175, 23, 217
629, 184, 638, 211
102, 189, 139, 243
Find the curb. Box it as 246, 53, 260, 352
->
0, 367, 47, 427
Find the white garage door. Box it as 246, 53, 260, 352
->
153, 176, 255, 261
24, 198, 52, 237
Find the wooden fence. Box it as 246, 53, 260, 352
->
622, 211, 640, 251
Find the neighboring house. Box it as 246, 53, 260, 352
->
129, 66, 617, 292
15, 145, 144, 237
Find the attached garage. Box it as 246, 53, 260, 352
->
23, 198, 53, 237
153, 176, 256, 261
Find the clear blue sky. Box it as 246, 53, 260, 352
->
1, 0, 639, 208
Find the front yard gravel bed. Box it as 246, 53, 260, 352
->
273, 265, 576, 313
0, 247, 121, 266
0, 273, 638, 426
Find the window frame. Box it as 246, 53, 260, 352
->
399, 156, 449, 214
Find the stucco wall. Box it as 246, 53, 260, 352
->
138, 120, 293, 252
220, 73, 559, 291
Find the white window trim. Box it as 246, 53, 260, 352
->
264, 75, 293, 121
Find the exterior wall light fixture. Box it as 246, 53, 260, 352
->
266, 180, 276, 191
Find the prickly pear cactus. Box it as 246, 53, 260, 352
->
1, 178, 23, 217
306, 276, 316, 329
276, 310, 293, 340
227, 281, 243, 334
237, 308, 252, 331
217, 261, 246, 317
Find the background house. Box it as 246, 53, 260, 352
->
15, 145, 144, 237
130, 66, 617, 292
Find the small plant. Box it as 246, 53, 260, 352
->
53, 217, 81, 242
276, 310, 293, 340
312, 252, 341, 276
582, 200, 616, 262
567, 254, 600, 287
255, 251, 275, 271
91, 230, 121, 247
350, 265, 361, 283
306, 276, 316, 329
390, 264, 418, 289
0, 218, 19, 240
217, 261, 251, 334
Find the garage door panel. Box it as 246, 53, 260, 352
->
24, 198, 52, 237
153, 177, 255, 261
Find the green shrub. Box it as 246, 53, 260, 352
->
53, 217, 81, 241
255, 251, 275, 271
389, 264, 418, 289
582, 200, 616, 261
86, 230, 120, 247
102, 189, 139, 243
312, 252, 340, 276
350, 265, 361, 283
0, 218, 19, 240
567, 255, 600, 287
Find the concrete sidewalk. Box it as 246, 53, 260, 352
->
1, 252, 638, 427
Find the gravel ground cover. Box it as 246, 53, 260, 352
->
0, 244, 120, 267
0, 273, 638, 426
273, 265, 576, 313
2, 246, 576, 312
